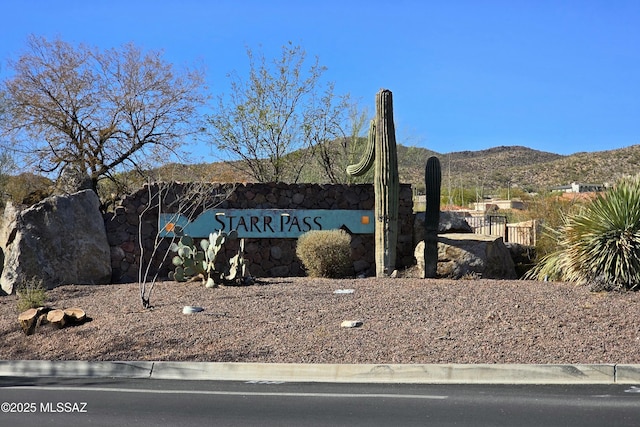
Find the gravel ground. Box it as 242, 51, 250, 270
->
2, 277, 640, 364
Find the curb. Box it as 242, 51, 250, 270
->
1, 361, 640, 384
0, 360, 153, 379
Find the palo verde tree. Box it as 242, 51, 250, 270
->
0, 35, 207, 193
207, 42, 350, 183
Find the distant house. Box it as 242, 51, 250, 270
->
471, 199, 525, 211
551, 182, 605, 193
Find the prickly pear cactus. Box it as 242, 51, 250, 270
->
225, 238, 253, 285
346, 89, 400, 277
423, 156, 441, 278
170, 235, 203, 282
170, 230, 238, 287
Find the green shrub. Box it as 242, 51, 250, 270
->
16, 278, 47, 312
296, 230, 352, 278
511, 192, 585, 261
525, 175, 640, 290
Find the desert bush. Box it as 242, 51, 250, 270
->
525, 176, 640, 290
511, 192, 585, 260
16, 278, 47, 312
296, 229, 352, 278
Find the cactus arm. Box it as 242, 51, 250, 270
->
346, 120, 376, 177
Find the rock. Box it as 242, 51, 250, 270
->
340, 320, 363, 328
439, 211, 474, 233
110, 246, 126, 267
415, 233, 517, 280
505, 242, 536, 265
352, 259, 370, 275
182, 306, 204, 314
505, 242, 537, 277
1, 190, 112, 294
270, 245, 282, 260
414, 211, 473, 246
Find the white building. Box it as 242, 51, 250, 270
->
552, 182, 605, 193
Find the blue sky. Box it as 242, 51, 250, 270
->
1, 0, 639, 158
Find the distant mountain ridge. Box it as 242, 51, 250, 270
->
155, 144, 640, 194
387, 144, 640, 193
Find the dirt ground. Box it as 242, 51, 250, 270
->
2, 277, 639, 364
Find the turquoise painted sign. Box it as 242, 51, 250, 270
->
159, 209, 374, 238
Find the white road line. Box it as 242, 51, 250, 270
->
4, 386, 448, 400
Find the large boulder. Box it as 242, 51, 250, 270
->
415, 233, 517, 279
413, 211, 473, 245
0, 202, 20, 293
1, 190, 111, 294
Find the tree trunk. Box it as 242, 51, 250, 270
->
18, 307, 49, 335
46, 309, 67, 329
64, 307, 86, 324
18, 306, 87, 334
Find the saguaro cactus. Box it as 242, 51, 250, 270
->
423, 156, 441, 278
347, 89, 399, 277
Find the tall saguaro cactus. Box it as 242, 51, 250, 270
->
423, 156, 441, 278
347, 89, 399, 277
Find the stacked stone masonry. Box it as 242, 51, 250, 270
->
104, 182, 414, 283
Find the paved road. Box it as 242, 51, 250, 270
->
1, 377, 640, 426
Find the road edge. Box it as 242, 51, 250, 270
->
1, 361, 639, 384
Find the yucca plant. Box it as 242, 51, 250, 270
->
526, 176, 640, 290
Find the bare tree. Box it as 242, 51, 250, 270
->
0, 151, 15, 208
0, 35, 207, 191
314, 104, 371, 184
0, 89, 13, 201
207, 42, 349, 183
136, 180, 236, 309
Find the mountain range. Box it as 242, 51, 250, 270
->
157, 144, 640, 196
431, 144, 640, 194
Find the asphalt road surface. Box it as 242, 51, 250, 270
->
1, 377, 640, 426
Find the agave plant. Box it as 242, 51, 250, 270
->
526, 175, 640, 290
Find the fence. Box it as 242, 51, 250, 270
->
465, 215, 537, 246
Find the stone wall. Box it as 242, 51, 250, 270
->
104, 182, 415, 283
